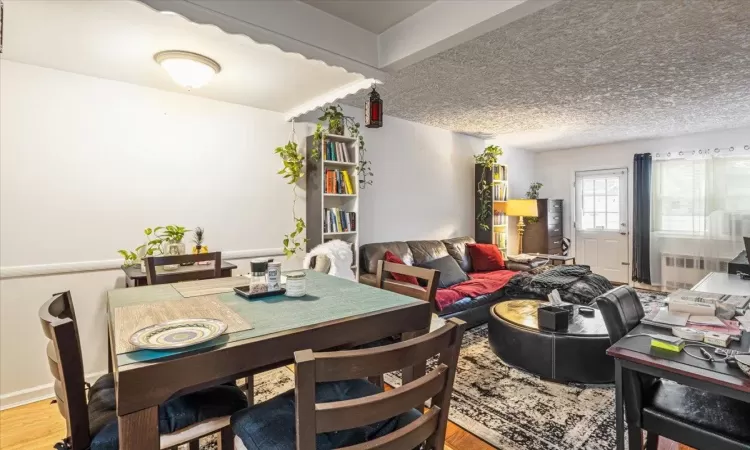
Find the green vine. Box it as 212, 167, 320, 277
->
474, 145, 504, 231
117, 227, 164, 266
275, 140, 308, 257
525, 182, 543, 224
310, 104, 373, 188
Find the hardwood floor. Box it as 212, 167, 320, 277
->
0, 398, 694, 450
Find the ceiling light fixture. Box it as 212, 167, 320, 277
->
154, 50, 221, 90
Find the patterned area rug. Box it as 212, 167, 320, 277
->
382, 289, 668, 450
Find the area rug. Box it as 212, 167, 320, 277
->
382, 289, 667, 450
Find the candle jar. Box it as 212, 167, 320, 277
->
285, 271, 307, 297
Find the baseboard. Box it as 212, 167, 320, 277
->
0, 248, 284, 279
0, 371, 107, 410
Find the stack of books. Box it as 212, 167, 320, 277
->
494, 232, 507, 249
325, 169, 354, 194
324, 208, 356, 233
493, 212, 507, 226
493, 183, 507, 201
325, 141, 351, 162
492, 165, 507, 181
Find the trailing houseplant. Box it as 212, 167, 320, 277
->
117, 228, 163, 267
275, 139, 307, 256
311, 104, 373, 188
474, 144, 504, 230
525, 182, 543, 224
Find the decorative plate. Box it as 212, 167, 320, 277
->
129, 318, 227, 350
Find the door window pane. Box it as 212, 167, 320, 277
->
594, 196, 606, 212
607, 196, 618, 212
582, 213, 594, 229
607, 178, 619, 195
595, 213, 606, 228
594, 179, 606, 194
583, 179, 594, 194
583, 195, 594, 212
607, 213, 620, 230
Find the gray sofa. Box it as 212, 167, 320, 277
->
359, 236, 534, 328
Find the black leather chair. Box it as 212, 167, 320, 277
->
596, 286, 750, 450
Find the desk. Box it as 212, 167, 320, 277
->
107, 270, 431, 450
121, 260, 237, 287
607, 272, 750, 450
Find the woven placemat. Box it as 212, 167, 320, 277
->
173, 276, 251, 298
113, 295, 252, 354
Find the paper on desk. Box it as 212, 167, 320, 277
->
737, 313, 750, 331
688, 315, 725, 326
651, 309, 689, 326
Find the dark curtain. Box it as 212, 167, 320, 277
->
632, 153, 652, 283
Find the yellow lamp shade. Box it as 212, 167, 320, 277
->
505, 199, 539, 217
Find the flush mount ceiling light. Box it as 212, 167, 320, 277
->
154, 50, 221, 90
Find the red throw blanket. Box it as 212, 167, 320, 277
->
434, 270, 517, 310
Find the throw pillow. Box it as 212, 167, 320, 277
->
417, 255, 469, 289
383, 251, 419, 285
466, 243, 506, 272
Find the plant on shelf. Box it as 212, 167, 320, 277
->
311, 104, 373, 188
156, 225, 190, 244
193, 227, 206, 253
525, 182, 543, 224
117, 228, 163, 266
275, 139, 307, 256
474, 144, 504, 230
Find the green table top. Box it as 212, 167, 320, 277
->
108, 270, 423, 367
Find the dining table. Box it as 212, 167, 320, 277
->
107, 270, 432, 450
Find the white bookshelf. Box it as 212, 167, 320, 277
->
306, 133, 360, 276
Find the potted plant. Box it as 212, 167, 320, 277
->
155, 225, 190, 269
117, 228, 163, 272
193, 227, 206, 254
525, 182, 543, 224
275, 140, 307, 256
311, 104, 373, 188
475, 145, 504, 231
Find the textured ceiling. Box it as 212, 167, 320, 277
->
301, 0, 434, 33
344, 0, 750, 151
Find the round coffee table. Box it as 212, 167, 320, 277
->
488, 299, 614, 384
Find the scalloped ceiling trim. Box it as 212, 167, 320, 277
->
284, 78, 383, 121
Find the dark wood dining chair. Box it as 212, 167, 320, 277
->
230, 318, 466, 450
597, 286, 750, 450
375, 260, 440, 310
145, 251, 222, 285
39, 291, 246, 450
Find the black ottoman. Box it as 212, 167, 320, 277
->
488, 300, 614, 384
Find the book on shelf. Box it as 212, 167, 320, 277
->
493, 183, 507, 201
324, 208, 356, 233
325, 141, 350, 163
493, 231, 507, 249
325, 169, 354, 194
493, 211, 507, 226
492, 165, 507, 181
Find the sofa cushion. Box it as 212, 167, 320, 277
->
466, 243, 506, 271
407, 240, 449, 266
383, 251, 419, 285
417, 255, 468, 288
442, 236, 475, 273
360, 242, 413, 275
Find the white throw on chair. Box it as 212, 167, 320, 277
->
303, 239, 355, 280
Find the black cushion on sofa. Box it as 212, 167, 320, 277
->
407, 240, 449, 266
360, 241, 414, 275
418, 255, 468, 288
442, 236, 475, 273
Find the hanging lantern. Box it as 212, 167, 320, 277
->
364, 86, 383, 128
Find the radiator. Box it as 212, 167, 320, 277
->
660, 253, 731, 290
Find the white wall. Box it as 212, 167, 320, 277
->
532, 126, 750, 261
0, 61, 486, 407
0, 60, 304, 407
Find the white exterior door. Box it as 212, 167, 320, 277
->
574, 169, 629, 283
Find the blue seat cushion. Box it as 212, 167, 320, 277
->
87, 374, 247, 450
231, 379, 421, 450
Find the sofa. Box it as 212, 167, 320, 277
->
359, 236, 535, 328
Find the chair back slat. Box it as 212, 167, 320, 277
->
316, 364, 448, 433
313, 325, 455, 382
294, 318, 465, 450
38, 291, 91, 450
339, 406, 441, 450
145, 251, 222, 285
375, 261, 440, 307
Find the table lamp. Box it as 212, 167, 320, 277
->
505, 199, 539, 254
